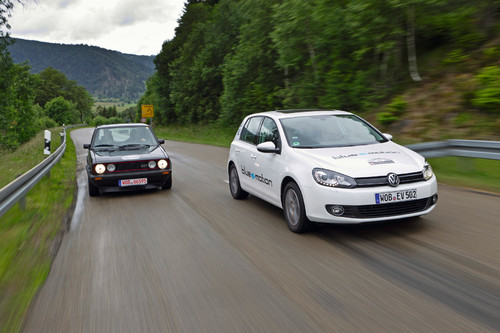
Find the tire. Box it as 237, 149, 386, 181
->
88, 177, 100, 197
282, 182, 312, 233
162, 176, 172, 190
229, 164, 248, 199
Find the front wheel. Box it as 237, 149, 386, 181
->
282, 182, 311, 233
229, 164, 248, 199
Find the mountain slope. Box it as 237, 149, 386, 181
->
8, 38, 155, 101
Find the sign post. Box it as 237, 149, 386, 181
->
141, 105, 154, 126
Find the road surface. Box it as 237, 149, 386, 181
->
23, 128, 500, 332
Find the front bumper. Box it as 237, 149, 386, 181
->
302, 177, 438, 224
87, 168, 172, 192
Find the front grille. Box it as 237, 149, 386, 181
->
355, 171, 424, 187
327, 197, 433, 219
112, 161, 151, 172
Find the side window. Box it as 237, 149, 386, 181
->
240, 117, 263, 145
258, 117, 280, 147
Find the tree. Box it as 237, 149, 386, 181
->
44, 96, 75, 125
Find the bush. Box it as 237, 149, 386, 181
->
472, 66, 500, 112
107, 116, 124, 124
385, 96, 407, 116
92, 116, 109, 126
37, 116, 58, 129
377, 112, 398, 125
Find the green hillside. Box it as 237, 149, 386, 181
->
8, 38, 155, 102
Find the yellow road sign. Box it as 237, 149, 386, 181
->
141, 105, 154, 118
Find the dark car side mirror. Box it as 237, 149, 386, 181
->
158, 139, 165, 144
83, 144, 90, 149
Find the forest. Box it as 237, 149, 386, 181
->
140, 0, 500, 133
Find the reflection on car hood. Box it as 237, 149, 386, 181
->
293, 142, 424, 177
92, 146, 167, 163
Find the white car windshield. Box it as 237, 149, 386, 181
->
280, 115, 387, 148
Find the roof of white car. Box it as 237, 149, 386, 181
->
252, 109, 353, 119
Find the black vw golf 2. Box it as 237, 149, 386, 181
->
83, 123, 172, 196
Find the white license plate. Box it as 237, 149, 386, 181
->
119, 178, 147, 187
375, 189, 417, 204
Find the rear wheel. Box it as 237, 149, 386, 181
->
282, 182, 311, 233
229, 164, 248, 199
88, 177, 100, 197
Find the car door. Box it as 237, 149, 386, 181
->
250, 117, 283, 206
234, 116, 263, 194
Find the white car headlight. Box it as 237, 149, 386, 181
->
423, 161, 433, 180
312, 168, 357, 188
148, 161, 156, 169
157, 159, 168, 169
107, 164, 116, 172
95, 164, 106, 174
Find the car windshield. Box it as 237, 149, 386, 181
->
280, 115, 387, 148
93, 126, 157, 149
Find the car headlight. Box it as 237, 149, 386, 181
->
312, 168, 357, 188
423, 161, 433, 180
157, 159, 168, 169
107, 164, 116, 172
148, 161, 156, 169
94, 164, 105, 174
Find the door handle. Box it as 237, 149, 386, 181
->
250, 154, 257, 160
235, 148, 241, 153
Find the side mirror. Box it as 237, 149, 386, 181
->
158, 139, 165, 144
257, 141, 280, 154
383, 133, 393, 141
83, 144, 90, 149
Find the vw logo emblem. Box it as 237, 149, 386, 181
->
387, 173, 400, 187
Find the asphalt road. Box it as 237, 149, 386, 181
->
23, 128, 500, 332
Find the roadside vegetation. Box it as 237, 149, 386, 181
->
0, 129, 76, 333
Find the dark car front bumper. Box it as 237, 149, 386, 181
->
87, 168, 172, 192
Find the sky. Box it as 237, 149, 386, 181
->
9, 0, 187, 56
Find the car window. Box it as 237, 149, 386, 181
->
280, 115, 386, 148
93, 127, 157, 147
258, 117, 280, 147
240, 117, 263, 145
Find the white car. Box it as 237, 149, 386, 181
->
227, 110, 438, 233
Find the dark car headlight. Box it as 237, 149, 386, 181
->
312, 168, 357, 188
94, 164, 106, 174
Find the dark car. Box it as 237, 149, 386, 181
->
83, 123, 172, 196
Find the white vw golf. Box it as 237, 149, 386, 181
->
227, 110, 438, 233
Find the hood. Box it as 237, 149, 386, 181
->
292, 142, 425, 177
92, 145, 167, 163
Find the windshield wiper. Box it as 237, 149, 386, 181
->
118, 144, 150, 150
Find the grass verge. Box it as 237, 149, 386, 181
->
429, 156, 500, 194
154, 123, 237, 147
0, 130, 76, 333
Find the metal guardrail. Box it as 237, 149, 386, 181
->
406, 139, 500, 160
0, 129, 67, 219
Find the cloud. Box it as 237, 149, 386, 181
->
9, 0, 185, 55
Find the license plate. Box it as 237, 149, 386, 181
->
119, 178, 147, 187
375, 189, 417, 204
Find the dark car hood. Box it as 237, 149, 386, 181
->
91, 145, 168, 163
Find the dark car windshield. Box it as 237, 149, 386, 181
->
92, 126, 157, 149
280, 115, 387, 148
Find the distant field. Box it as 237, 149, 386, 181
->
93, 102, 136, 113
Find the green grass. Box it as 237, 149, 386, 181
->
0, 128, 65, 189
154, 123, 238, 147
429, 156, 500, 194
0, 130, 76, 333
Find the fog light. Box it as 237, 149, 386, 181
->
107, 164, 115, 172
432, 194, 438, 205
331, 205, 344, 216
148, 161, 156, 169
